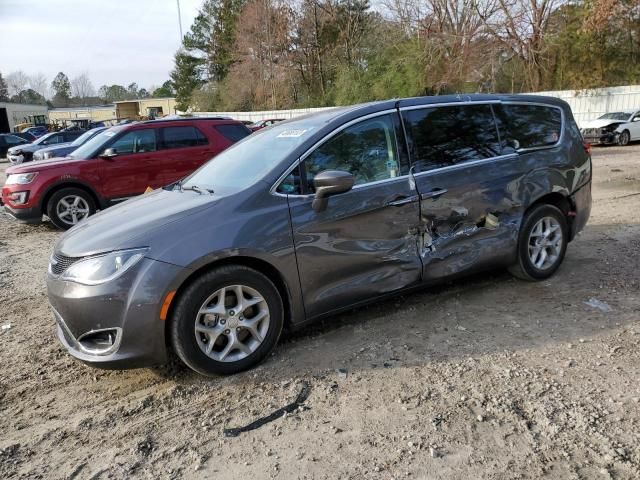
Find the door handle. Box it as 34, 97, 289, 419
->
420, 188, 448, 200
386, 194, 419, 207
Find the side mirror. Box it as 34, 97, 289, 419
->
312, 170, 354, 212
633, 117, 640, 122
100, 147, 118, 159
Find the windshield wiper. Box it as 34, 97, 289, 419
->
181, 184, 214, 194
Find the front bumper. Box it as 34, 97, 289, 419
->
3, 204, 41, 223
47, 256, 184, 369
581, 132, 617, 145
7, 153, 25, 164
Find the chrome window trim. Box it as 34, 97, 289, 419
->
399, 100, 501, 112
271, 99, 565, 196
270, 109, 397, 197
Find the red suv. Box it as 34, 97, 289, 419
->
2, 118, 251, 229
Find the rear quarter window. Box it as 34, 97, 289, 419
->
214, 124, 252, 143
496, 104, 562, 150
161, 126, 208, 149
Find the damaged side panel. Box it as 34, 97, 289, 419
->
288, 176, 422, 320
414, 156, 524, 280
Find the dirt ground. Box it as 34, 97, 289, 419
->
1, 145, 639, 480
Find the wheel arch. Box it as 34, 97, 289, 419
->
526, 191, 576, 240
39, 181, 103, 215
163, 255, 295, 347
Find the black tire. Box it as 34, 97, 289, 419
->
46, 187, 96, 230
508, 204, 568, 281
170, 265, 284, 376
618, 130, 630, 146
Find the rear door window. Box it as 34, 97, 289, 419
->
160, 126, 208, 149
495, 104, 562, 151
110, 129, 157, 154
214, 124, 251, 143
402, 104, 501, 172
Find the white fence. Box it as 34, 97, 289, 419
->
192, 85, 640, 128
530, 85, 640, 126
191, 106, 336, 123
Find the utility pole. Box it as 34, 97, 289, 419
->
176, 0, 184, 44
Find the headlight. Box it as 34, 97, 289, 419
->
58, 248, 147, 285
5, 172, 38, 185
11, 150, 22, 155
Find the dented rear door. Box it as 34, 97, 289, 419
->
401, 103, 522, 280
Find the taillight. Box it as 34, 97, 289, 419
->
583, 141, 591, 155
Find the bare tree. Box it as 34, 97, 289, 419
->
28, 73, 49, 99
478, 0, 567, 91
71, 73, 96, 99
6, 71, 29, 97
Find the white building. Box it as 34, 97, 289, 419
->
0, 102, 49, 133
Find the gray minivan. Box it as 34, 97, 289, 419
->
47, 94, 592, 376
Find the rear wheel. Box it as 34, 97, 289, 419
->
46, 187, 96, 230
170, 265, 284, 376
618, 130, 630, 146
508, 204, 568, 281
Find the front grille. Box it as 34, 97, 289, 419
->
50, 252, 84, 275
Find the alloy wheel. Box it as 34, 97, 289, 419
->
194, 284, 270, 362
527, 216, 564, 270
56, 195, 90, 226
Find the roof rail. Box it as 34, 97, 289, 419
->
140, 116, 232, 124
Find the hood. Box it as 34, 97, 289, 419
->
55, 188, 224, 257
6, 156, 87, 174
7, 143, 47, 154
581, 118, 626, 129
35, 142, 73, 154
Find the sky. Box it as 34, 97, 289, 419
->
0, 0, 202, 92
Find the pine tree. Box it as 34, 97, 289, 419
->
0, 72, 8, 101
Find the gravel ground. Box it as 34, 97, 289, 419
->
1, 146, 639, 480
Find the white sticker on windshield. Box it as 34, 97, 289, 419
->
104, 131, 116, 137
277, 129, 307, 138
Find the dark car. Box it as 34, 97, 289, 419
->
0, 134, 30, 157
2, 118, 252, 229
22, 126, 49, 138
12, 131, 37, 142
33, 127, 107, 161
44, 94, 591, 376
7, 131, 85, 164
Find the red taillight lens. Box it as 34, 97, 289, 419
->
583, 141, 592, 155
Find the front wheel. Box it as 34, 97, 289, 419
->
170, 265, 284, 376
618, 130, 630, 146
508, 204, 568, 281
46, 187, 96, 230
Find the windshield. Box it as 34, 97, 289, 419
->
70, 128, 103, 147
182, 120, 323, 191
599, 112, 631, 121
68, 127, 122, 159
34, 133, 55, 145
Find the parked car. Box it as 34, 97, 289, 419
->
250, 118, 285, 131
2, 117, 252, 229
7, 131, 85, 164
42, 94, 592, 376
580, 110, 640, 146
22, 126, 49, 138
33, 127, 107, 161
12, 131, 37, 142
0, 134, 30, 157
